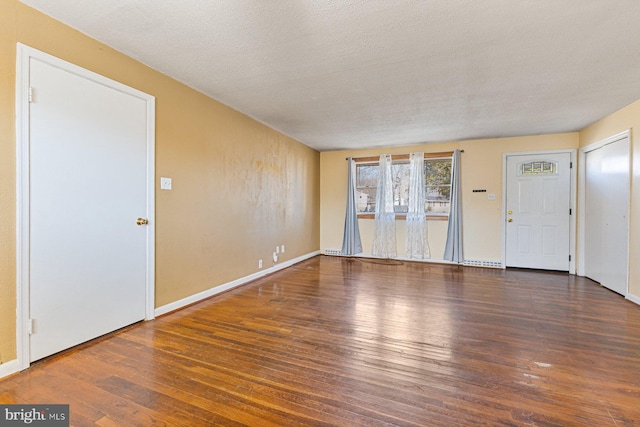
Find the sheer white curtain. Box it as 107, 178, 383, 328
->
372, 154, 396, 257
406, 152, 430, 259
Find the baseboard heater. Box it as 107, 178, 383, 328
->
462, 259, 503, 268
324, 249, 342, 256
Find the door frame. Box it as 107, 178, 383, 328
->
577, 130, 630, 285
15, 44, 156, 370
501, 149, 577, 273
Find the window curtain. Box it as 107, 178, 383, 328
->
406, 152, 430, 259
372, 154, 397, 257
341, 158, 363, 256
444, 149, 463, 263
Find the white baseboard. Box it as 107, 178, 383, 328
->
0, 359, 20, 380
155, 250, 321, 317
323, 251, 463, 266
626, 292, 640, 306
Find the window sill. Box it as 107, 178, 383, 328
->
357, 214, 449, 221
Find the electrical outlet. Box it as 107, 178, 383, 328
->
488, 193, 496, 200
281, 245, 285, 253
258, 259, 262, 269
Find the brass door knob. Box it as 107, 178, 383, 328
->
136, 218, 149, 226
508, 218, 513, 222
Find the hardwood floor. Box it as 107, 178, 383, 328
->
2, 255, 640, 426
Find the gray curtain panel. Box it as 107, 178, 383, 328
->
443, 149, 463, 263
341, 158, 363, 255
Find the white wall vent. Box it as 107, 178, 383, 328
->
463, 259, 503, 268
324, 249, 342, 256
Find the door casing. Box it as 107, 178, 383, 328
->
15, 43, 156, 370
501, 149, 577, 273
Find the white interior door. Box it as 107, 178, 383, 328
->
584, 136, 629, 295
26, 52, 153, 362
505, 153, 571, 270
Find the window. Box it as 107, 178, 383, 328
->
355, 155, 452, 217
519, 160, 558, 175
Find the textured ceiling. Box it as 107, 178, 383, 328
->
19, 0, 640, 151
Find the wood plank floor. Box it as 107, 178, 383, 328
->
2, 255, 640, 426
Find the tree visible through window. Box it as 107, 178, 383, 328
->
355, 157, 452, 216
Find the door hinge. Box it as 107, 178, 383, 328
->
569, 208, 572, 215
569, 255, 572, 262
570, 161, 573, 169
28, 87, 33, 103
28, 318, 34, 335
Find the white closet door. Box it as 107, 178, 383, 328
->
584, 136, 629, 295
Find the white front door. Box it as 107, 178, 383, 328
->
505, 153, 571, 270
24, 49, 154, 362
584, 136, 629, 295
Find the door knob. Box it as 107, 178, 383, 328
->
507, 210, 513, 214
508, 218, 513, 222
136, 218, 149, 226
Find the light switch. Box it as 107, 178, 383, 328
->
488, 193, 496, 201
160, 177, 172, 190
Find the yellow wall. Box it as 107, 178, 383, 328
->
580, 99, 640, 297
0, 0, 18, 366
321, 133, 579, 260
0, 1, 320, 364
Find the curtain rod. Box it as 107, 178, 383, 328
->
346, 150, 463, 161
